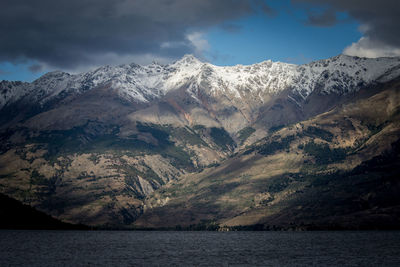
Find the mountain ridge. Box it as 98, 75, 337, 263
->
2, 54, 400, 110
0, 54, 400, 229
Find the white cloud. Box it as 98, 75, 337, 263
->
160, 41, 185, 49
343, 37, 400, 58
186, 32, 210, 55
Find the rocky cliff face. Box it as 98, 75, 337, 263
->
0, 54, 400, 228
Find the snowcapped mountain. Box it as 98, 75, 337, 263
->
292, 55, 400, 99
1, 54, 400, 110
1, 54, 400, 230
0, 81, 31, 109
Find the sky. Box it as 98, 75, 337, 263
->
0, 0, 399, 82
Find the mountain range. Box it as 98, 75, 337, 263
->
1, 54, 400, 229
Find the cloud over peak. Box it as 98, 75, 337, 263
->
0, 0, 269, 70
343, 37, 400, 58
294, 0, 400, 58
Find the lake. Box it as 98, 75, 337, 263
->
1, 230, 400, 266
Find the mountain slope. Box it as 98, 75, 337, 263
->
0, 55, 399, 228
135, 79, 400, 229
0, 193, 88, 229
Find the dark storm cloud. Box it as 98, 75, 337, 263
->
293, 0, 400, 47
0, 0, 271, 69
305, 9, 338, 27
28, 64, 44, 73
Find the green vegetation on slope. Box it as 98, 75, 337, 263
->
257, 135, 295, 155
170, 127, 208, 147
268, 124, 285, 133
209, 127, 235, 150
300, 141, 347, 164
237, 126, 255, 144
300, 126, 334, 142
26, 121, 196, 171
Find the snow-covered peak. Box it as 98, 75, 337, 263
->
203, 60, 297, 97
34, 70, 70, 81
172, 54, 202, 66
0, 80, 31, 109
292, 54, 400, 99
1, 54, 400, 110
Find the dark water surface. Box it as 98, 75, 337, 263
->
1, 230, 400, 266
